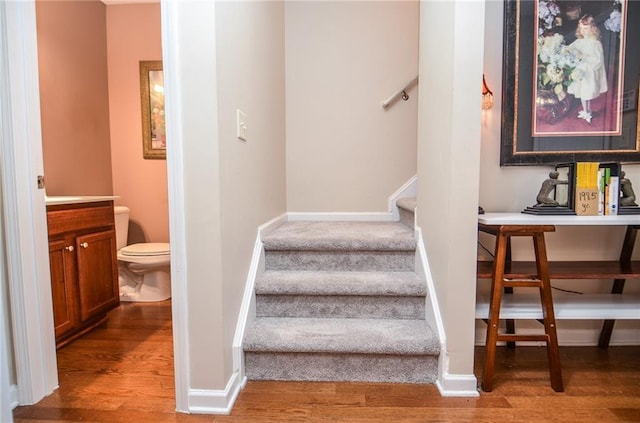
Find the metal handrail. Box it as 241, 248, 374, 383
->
382, 75, 418, 109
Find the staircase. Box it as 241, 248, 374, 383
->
243, 217, 439, 384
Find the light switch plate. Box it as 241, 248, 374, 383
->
236, 109, 247, 141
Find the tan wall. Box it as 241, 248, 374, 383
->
106, 4, 168, 243
36, 0, 113, 196
216, 0, 287, 383
417, 1, 485, 377
168, 1, 287, 389
285, 1, 419, 212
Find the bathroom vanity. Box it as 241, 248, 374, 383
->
46, 196, 120, 348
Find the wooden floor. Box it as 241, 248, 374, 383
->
13, 301, 640, 422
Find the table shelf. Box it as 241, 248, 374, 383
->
477, 260, 640, 280
476, 293, 640, 320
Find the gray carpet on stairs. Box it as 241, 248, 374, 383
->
396, 197, 417, 228
243, 220, 439, 384
244, 317, 438, 354
256, 270, 425, 296
262, 221, 416, 251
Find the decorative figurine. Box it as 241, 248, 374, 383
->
620, 171, 638, 207
535, 171, 568, 207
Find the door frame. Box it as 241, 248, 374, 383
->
1, 0, 189, 411
0, 0, 58, 404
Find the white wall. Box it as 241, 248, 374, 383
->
417, 1, 485, 380
478, 0, 640, 345
285, 0, 419, 212
164, 0, 286, 394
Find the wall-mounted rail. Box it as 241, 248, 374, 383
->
382, 75, 418, 109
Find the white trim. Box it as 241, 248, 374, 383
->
258, 214, 289, 238
414, 228, 445, 353
388, 175, 417, 221
232, 213, 286, 393
10, 385, 18, 410
1, 0, 58, 405
436, 370, 479, 396
287, 212, 393, 222
415, 226, 478, 397
160, 0, 189, 412
187, 370, 244, 415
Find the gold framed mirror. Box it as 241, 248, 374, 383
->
139, 61, 165, 159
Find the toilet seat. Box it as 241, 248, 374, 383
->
120, 242, 170, 257
118, 243, 170, 265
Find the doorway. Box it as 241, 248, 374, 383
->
1, 0, 186, 413
34, 0, 173, 407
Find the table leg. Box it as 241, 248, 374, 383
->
598, 226, 638, 348
533, 232, 564, 392
481, 231, 508, 392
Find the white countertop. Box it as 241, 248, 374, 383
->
479, 212, 640, 226
45, 195, 119, 206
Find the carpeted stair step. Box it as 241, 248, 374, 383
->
262, 221, 416, 271
244, 219, 439, 384
244, 317, 439, 383
396, 197, 417, 228
255, 270, 426, 319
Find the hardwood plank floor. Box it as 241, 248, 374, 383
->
13, 301, 640, 422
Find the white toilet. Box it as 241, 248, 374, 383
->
114, 206, 171, 302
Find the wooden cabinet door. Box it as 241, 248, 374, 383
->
76, 229, 119, 321
48, 237, 78, 338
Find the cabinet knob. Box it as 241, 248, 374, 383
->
65, 246, 74, 252
80, 242, 89, 249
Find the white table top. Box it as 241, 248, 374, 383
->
479, 212, 640, 226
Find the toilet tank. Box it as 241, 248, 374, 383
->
113, 206, 130, 251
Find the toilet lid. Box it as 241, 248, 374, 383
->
120, 242, 170, 257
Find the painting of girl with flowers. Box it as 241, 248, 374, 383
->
533, 0, 626, 137
500, 0, 640, 166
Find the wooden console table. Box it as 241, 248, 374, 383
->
476, 213, 640, 392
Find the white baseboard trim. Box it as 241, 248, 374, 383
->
388, 175, 417, 221
187, 371, 246, 415
229, 213, 287, 412
436, 348, 479, 397
10, 384, 18, 409
436, 373, 479, 397
287, 212, 393, 222
258, 213, 288, 237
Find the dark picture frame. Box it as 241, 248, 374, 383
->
140, 61, 165, 160
500, 0, 640, 166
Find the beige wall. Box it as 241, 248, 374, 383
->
36, 0, 113, 196
478, 1, 640, 343
216, 0, 287, 383
417, 1, 484, 377
106, 4, 168, 243
285, 1, 419, 212
168, 1, 287, 389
